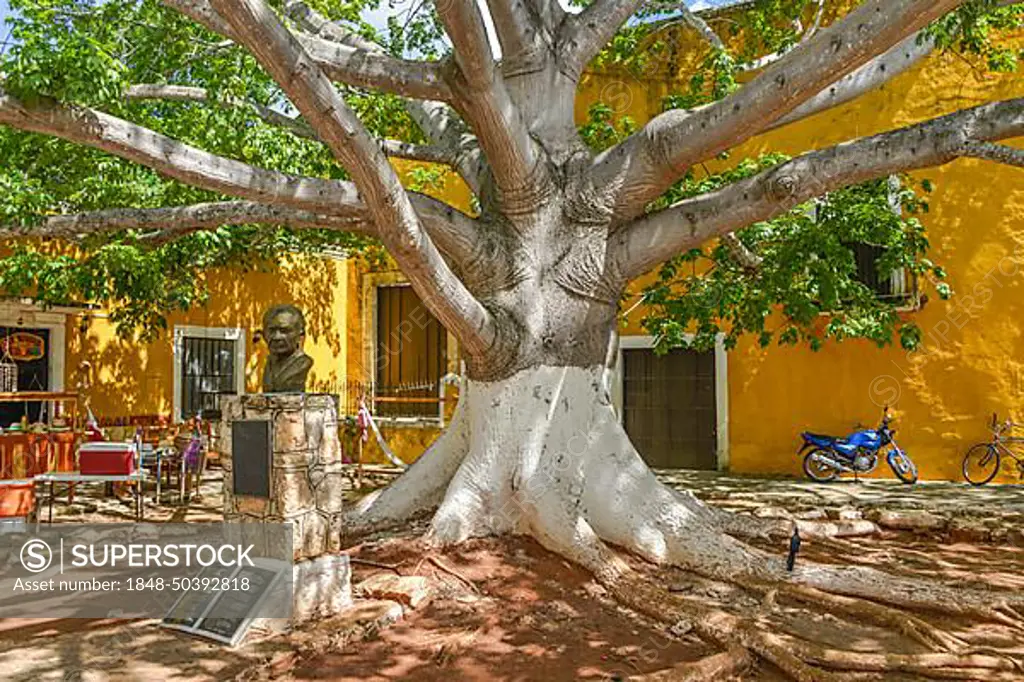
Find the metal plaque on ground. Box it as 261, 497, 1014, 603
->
161, 560, 288, 647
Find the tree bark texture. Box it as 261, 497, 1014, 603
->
3, 2, 1024, 676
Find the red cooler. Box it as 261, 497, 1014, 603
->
79, 442, 137, 475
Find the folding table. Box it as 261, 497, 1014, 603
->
33, 471, 148, 526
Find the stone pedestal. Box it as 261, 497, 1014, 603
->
221, 393, 352, 625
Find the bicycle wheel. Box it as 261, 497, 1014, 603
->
962, 443, 1000, 485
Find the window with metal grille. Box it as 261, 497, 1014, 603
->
376, 285, 447, 420
181, 336, 237, 419
811, 176, 917, 309
849, 242, 915, 305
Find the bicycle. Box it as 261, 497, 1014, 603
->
962, 413, 1024, 485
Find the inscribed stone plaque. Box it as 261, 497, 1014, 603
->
194, 565, 280, 641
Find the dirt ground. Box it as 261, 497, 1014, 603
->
1, 470, 1023, 681
289, 516, 1024, 682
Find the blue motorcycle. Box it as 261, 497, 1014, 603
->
798, 408, 918, 484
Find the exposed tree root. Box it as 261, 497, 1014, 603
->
343, 391, 470, 537
629, 646, 753, 681
793, 519, 879, 539
600, 570, 838, 682
737, 579, 969, 653
786, 637, 1022, 678
421, 554, 479, 593
608, 567, 1023, 680
790, 565, 1024, 630
352, 366, 1024, 681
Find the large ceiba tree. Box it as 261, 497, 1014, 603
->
2, 0, 1024, 677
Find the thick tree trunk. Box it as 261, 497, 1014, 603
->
349, 363, 1024, 624
8, 0, 1019, 676
352, 364, 740, 567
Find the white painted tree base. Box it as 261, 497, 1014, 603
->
349, 365, 750, 575
347, 364, 1024, 621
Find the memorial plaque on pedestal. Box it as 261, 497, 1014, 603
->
231, 420, 272, 498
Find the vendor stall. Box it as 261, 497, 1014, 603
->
0, 392, 81, 520
0, 391, 81, 479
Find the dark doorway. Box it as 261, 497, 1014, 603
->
622, 347, 717, 470
0, 327, 52, 426
376, 285, 448, 419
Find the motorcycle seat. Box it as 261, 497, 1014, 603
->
805, 432, 841, 443
803, 432, 857, 456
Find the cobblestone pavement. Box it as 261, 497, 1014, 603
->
43, 466, 1024, 527
657, 469, 1024, 523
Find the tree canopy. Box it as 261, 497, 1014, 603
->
0, 0, 1020, 352
4, 3, 1024, 677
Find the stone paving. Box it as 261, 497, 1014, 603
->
656, 469, 1024, 521
4, 466, 1022, 681
658, 470, 1024, 547
44, 465, 1024, 530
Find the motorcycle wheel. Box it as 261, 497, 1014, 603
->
803, 449, 839, 482
888, 450, 918, 484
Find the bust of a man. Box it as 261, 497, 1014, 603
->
261, 304, 313, 393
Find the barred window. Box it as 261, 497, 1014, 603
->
375, 285, 447, 419
849, 242, 915, 305
181, 336, 237, 420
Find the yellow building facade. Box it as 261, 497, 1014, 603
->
2, 16, 1022, 482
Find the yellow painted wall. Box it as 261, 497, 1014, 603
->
608, 26, 1024, 482
18, 10, 1021, 482
67, 255, 348, 419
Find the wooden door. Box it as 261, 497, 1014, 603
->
622, 347, 717, 470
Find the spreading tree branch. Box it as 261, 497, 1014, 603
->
0, 201, 369, 241
767, 31, 937, 131
125, 84, 456, 165
558, 0, 645, 79
402, 101, 487, 195
674, 3, 938, 134
125, 84, 316, 137
209, 0, 496, 357
612, 98, 1024, 281
436, 0, 543, 199
0, 88, 363, 216
587, 0, 966, 222
769, 0, 1024, 131
963, 140, 1024, 168
720, 233, 762, 270
377, 139, 457, 165
282, 0, 484, 193
757, 1, 1024, 131
526, 0, 565, 37
0, 195, 484, 266
484, 0, 544, 60
678, 2, 726, 52
161, 0, 452, 101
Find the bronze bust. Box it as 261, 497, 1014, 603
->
261, 304, 313, 393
